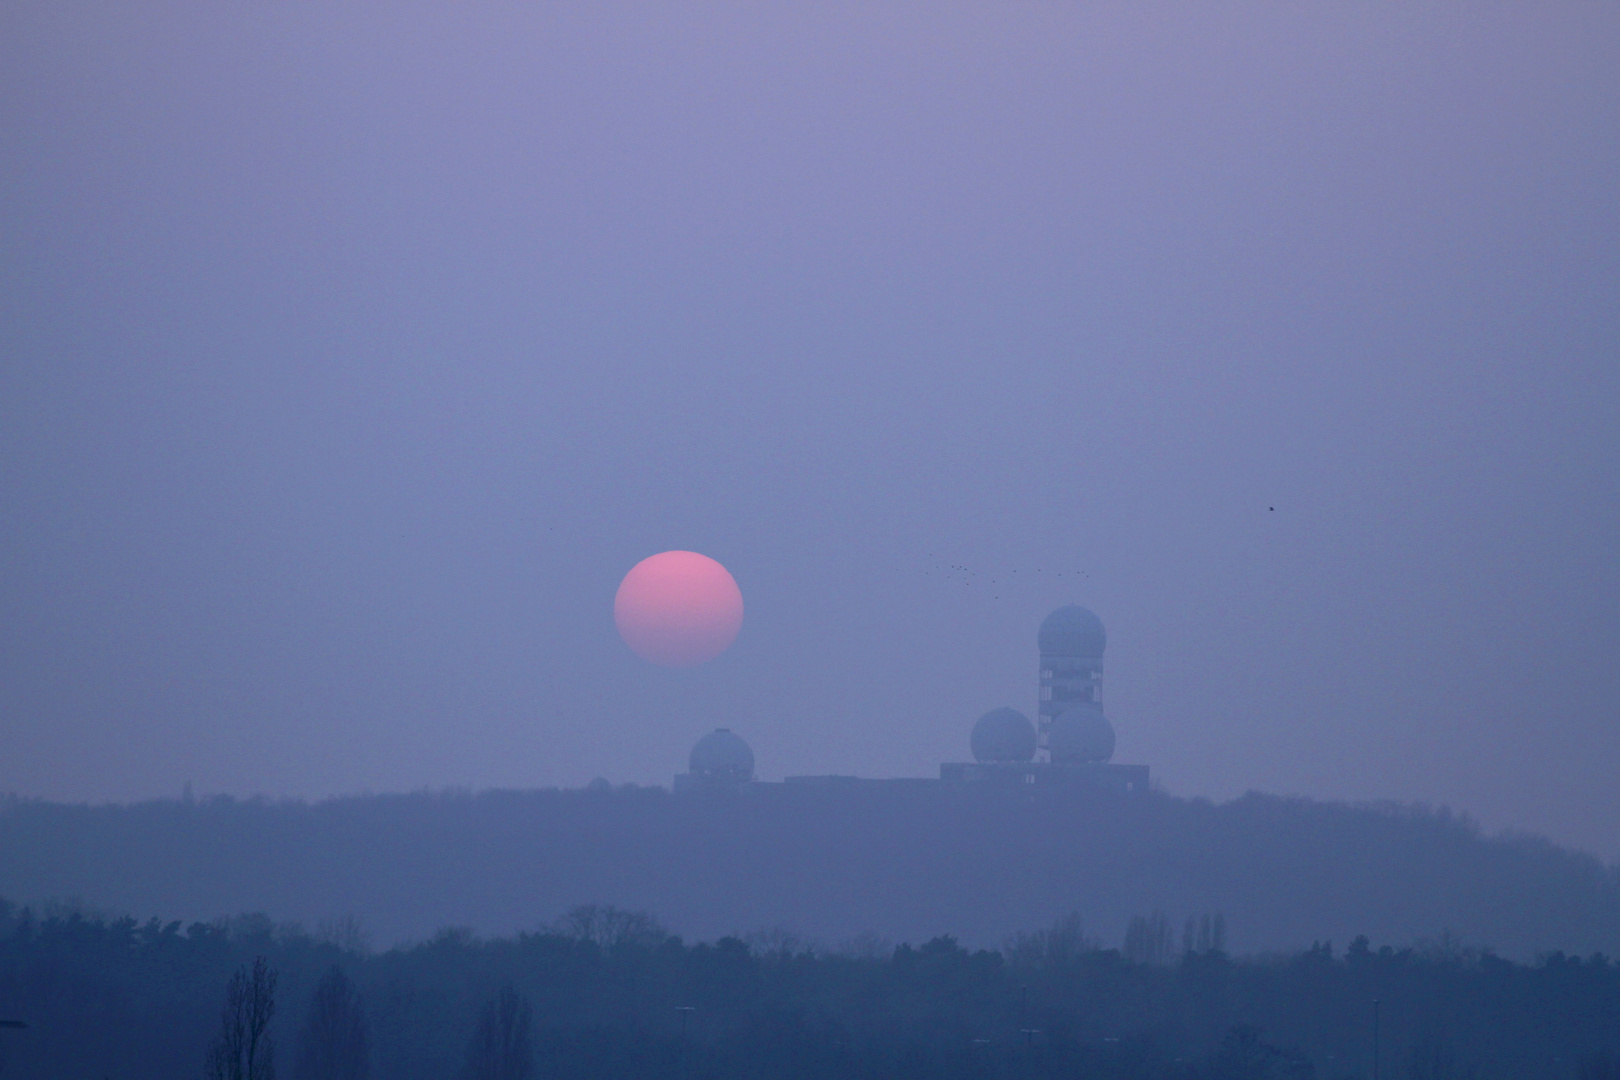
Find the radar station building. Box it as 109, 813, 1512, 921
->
938, 605, 1147, 793
674, 604, 1148, 796
672, 728, 755, 793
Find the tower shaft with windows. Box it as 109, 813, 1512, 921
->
1039, 655, 1102, 749
1035, 604, 1109, 758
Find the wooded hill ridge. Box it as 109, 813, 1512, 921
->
1, 785, 1616, 956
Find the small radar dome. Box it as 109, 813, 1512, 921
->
688, 728, 755, 782
1038, 605, 1106, 658
1047, 703, 1116, 764
971, 708, 1037, 763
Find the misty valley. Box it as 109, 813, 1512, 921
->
2, 785, 1618, 1079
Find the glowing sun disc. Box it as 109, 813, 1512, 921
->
614, 551, 744, 667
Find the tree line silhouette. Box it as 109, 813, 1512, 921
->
0, 899, 1616, 1080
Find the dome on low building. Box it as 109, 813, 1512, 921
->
689, 728, 755, 782
1038, 605, 1106, 658
1047, 703, 1115, 764
971, 708, 1037, 763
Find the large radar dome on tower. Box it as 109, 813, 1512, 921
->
688, 728, 755, 782
1038, 605, 1107, 658
971, 708, 1037, 763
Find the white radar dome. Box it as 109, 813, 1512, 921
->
971, 708, 1037, 763
688, 728, 755, 782
1038, 605, 1106, 658
1047, 703, 1116, 764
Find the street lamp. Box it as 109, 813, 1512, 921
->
1372, 999, 1381, 1080
674, 1007, 696, 1080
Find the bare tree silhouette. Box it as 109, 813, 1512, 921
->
206, 956, 277, 1080
1123, 911, 1174, 965
296, 966, 368, 1080
462, 983, 533, 1080
552, 903, 668, 948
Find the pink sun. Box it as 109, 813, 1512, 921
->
613, 551, 744, 667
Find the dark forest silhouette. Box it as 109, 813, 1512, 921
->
0, 900, 1617, 1079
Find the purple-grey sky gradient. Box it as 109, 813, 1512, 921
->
2, 3, 1617, 857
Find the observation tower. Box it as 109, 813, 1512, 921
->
1037, 605, 1113, 760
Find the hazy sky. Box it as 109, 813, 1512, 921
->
3, 3, 1616, 859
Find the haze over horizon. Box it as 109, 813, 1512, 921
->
2, 3, 1616, 862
